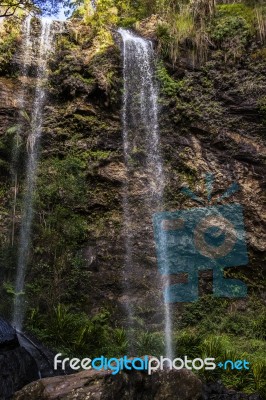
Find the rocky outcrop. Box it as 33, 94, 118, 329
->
13, 368, 202, 400
202, 382, 263, 400
0, 318, 39, 400
135, 15, 163, 39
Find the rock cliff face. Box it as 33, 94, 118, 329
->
0, 18, 265, 329
45, 21, 266, 322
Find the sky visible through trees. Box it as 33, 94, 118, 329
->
0, 0, 74, 18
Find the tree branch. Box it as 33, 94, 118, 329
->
0, 0, 34, 17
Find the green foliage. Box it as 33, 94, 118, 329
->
118, 16, 137, 28
0, 18, 20, 74
86, 149, 111, 161
26, 256, 91, 311
211, 13, 250, 42
173, 329, 266, 395
201, 334, 232, 359
252, 313, 266, 339
175, 330, 202, 359
154, 1, 265, 64
175, 296, 266, 394
156, 1, 260, 63
180, 295, 229, 328
110, 328, 129, 356
253, 360, 266, 396
26, 305, 132, 358
156, 23, 172, 59
179, 295, 266, 340
2, 281, 16, 296
210, 4, 255, 57
17, 154, 91, 314
77, 0, 119, 27
72, 0, 266, 65
26, 307, 165, 360
136, 331, 164, 356
156, 4, 198, 64
112, 0, 159, 20
27, 304, 110, 356
36, 155, 87, 209
156, 62, 181, 97
0, 0, 35, 17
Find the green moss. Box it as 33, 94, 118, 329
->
73, 73, 96, 85
57, 35, 79, 51
118, 16, 137, 28
86, 149, 111, 160
73, 113, 96, 123
72, 114, 109, 134
36, 155, 87, 209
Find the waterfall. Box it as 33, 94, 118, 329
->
11, 16, 32, 246
12, 18, 56, 331
118, 29, 173, 358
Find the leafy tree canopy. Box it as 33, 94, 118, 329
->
0, 0, 73, 17
0, 0, 35, 17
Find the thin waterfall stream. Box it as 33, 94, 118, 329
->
118, 28, 173, 359
12, 18, 57, 331
11, 16, 32, 247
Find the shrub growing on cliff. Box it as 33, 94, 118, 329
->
155, 1, 266, 64
210, 3, 255, 58
26, 305, 111, 356
0, 17, 20, 74
135, 331, 164, 356
156, 62, 181, 97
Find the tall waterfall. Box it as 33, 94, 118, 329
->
11, 16, 32, 247
118, 29, 173, 358
12, 18, 56, 330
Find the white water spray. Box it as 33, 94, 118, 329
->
118, 29, 173, 358
11, 16, 32, 247
12, 18, 56, 330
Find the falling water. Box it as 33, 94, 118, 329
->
118, 29, 173, 358
11, 16, 32, 246
12, 18, 56, 330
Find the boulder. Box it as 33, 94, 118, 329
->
0, 318, 39, 400
13, 367, 202, 400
